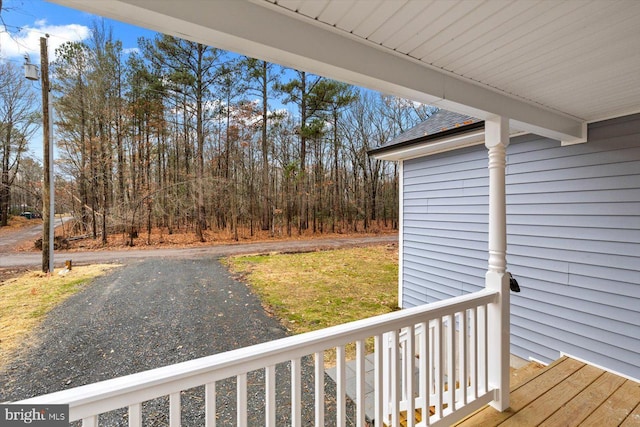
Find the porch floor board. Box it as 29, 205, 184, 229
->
455, 356, 640, 427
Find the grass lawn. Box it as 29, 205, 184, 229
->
226, 244, 399, 362
0, 264, 119, 368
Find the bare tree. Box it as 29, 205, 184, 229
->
241, 58, 283, 232
0, 61, 39, 226
142, 35, 222, 242
53, 41, 92, 234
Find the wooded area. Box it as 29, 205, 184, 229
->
2, 24, 434, 243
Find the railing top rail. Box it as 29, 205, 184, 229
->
17, 289, 498, 420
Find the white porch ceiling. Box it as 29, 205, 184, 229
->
49, 0, 640, 144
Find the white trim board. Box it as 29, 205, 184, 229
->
561, 352, 640, 384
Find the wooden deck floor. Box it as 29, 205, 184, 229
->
455, 356, 640, 426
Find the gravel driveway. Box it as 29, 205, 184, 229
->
0, 257, 355, 425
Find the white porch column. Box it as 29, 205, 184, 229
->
485, 116, 511, 411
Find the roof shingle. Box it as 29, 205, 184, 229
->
382, 109, 480, 148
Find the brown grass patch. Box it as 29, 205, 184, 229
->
0, 216, 40, 233
0, 264, 119, 368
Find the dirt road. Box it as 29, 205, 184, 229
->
0, 222, 43, 253
0, 217, 69, 254
0, 235, 397, 268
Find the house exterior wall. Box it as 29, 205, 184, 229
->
401, 113, 640, 380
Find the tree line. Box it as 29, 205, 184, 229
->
2, 23, 434, 243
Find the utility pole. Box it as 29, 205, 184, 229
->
40, 36, 54, 274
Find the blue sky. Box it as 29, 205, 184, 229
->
1, 0, 159, 159
1, 0, 154, 63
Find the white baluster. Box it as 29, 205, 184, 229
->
469, 307, 478, 400
356, 340, 366, 427
265, 366, 276, 427
435, 318, 443, 419
237, 373, 247, 427
205, 382, 216, 427
291, 358, 301, 427
314, 353, 324, 427
82, 416, 98, 427
418, 322, 429, 426
405, 325, 415, 427
459, 310, 468, 407
336, 345, 346, 427
390, 329, 400, 427
128, 403, 141, 427
169, 392, 180, 427
374, 334, 384, 426
447, 314, 455, 414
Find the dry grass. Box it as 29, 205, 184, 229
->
0, 215, 39, 232
0, 264, 119, 368
226, 244, 399, 364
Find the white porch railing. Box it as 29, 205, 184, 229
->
15, 289, 499, 426
382, 299, 495, 426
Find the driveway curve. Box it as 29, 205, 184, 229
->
0, 237, 386, 424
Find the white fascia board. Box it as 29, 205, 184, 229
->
372, 130, 486, 162
49, 0, 586, 144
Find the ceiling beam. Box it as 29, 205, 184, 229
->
49, 0, 587, 144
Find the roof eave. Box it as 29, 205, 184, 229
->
369, 122, 486, 161
49, 0, 587, 144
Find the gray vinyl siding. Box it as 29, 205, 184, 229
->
401, 113, 640, 380
402, 146, 489, 307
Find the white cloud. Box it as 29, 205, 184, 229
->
0, 19, 90, 62
122, 47, 139, 55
